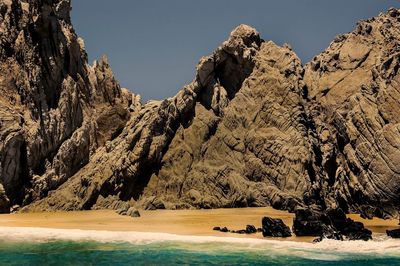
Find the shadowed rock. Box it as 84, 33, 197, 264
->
262, 217, 292, 237
293, 208, 372, 241
386, 229, 400, 239
0, 0, 138, 213
246, 225, 257, 234
126, 207, 140, 218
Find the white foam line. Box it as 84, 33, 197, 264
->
0, 226, 399, 257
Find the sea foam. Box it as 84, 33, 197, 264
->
0, 226, 399, 258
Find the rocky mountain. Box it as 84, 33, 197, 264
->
0, 0, 140, 212
0, 0, 399, 219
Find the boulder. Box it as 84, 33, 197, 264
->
293, 208, 372, 241
232, 229, 247, 234
144, 197, 166, 210
220, 227, 229, 232
126, 207, 140, 218
262, 217, 292, 237
116, 206, 129, 215
387, 229, 400, 238
292, 209, 325, 237
246, 225, 257, 234
10, 205, 20, 213
326, 208, 372, 241
116, 209, 127, 215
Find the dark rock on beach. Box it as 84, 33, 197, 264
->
292, 208, 325, 237
262, 217, 292, 237
213, 225, 258, 234
233, 229, 247, 234
246, 225, 257, 234
126, 207, 141, 218
116, 207, 129, 216
387, 229, 400, 238
293, 208, 372, 241
220, 227, 229, 233
116, 206, 140, 218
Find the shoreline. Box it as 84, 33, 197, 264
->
0, 226, 399, 256
0, 207, 398, 243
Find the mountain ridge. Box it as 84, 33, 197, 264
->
0, 0, 399, 219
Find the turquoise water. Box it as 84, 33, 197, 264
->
0, 239, 399, 266
0, 227, 399, 265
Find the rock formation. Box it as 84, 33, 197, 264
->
212, 224, 259, 235
0, 1, 399, 220
293, 208, 372, 241
387, 228, 400, 238
304, 8, 400, 218
0, 0, 139, 212
262, 217, 292, 237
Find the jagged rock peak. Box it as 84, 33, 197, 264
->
0, 0, 135, 213
385, 7, 400, 17
228, 24, 261, 45
1, 3, 399, 220
303, 6, 400, 218
22, 22, 267, 212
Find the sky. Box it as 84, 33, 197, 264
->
71, 0, 400, 102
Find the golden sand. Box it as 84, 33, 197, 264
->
0, 207, 397, 242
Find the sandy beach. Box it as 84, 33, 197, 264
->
0, 207, 398, 242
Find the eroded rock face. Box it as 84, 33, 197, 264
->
1, 1, 399, 219
140, 40, 312, 210
0, 0, 138, 212
304, 8, 400, 217
23, 23, 264, 211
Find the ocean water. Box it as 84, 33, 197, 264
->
0, 227, 399, 266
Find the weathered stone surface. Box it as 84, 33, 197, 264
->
23, 23, 264, 212
93, 195, 132, 212
387, 229, 400, 238
140, 39, 311, 211
213, 225, 258, 235
246, 225, 257, 234
292, 208, 327, 237
262, 217, 292, 237
1, 1, 399, 221
0, 0, 137, 213
303, 8, 400, 217
220, 227, 229, 233
116, 205, 129, 216
126, 207, 140, 218
293, 208, 372, 241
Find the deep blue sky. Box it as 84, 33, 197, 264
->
71, 0, 399, 101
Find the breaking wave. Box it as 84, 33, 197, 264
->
0, 226, 399, 260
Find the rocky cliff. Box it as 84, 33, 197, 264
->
0, 0, 140, 211
0, 1, 399, 218
304, 8, 400, 218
